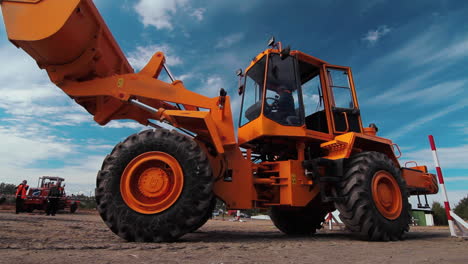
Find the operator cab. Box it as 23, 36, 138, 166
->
39, 176, 65, 188
240, 54, 302, 127
237, 39, 363, 150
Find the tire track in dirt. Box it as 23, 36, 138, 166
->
0, 210, 466, 264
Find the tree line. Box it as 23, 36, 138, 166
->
1, 182, 467, 221
432, 196, 468, 225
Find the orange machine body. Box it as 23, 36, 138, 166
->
0, 0, 438, 210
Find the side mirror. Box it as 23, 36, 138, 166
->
238, 84, 245, 95
280, 45, 291, 60
237, 68, 245, 95
268, 36, 276, 47
219, 88, 227, 97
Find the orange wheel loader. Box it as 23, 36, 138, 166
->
0, 0, 438, 242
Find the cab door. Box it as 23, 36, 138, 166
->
322, 65, 363, 134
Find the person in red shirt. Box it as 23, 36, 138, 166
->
15, 180, 29, 214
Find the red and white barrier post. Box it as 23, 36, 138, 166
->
327, 213, 333, 230
428, 135, 456, 236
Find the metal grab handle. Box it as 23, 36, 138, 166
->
392, 143, 402, 159
334, 111, 350, 133
404, 161, 418, 168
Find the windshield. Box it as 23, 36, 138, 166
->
263, 54, 302, 126
239, 57, 266, 127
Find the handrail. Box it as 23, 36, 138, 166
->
334, 111, 349, 133
392, 143, 402, 159
404, 161, 418, 167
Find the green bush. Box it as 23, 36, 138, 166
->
0, 182, 16, 195
78, 200, 97, 209
454, 195, 468, 220
432, 201, 448, 226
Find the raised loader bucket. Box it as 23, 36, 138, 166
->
0, 0, 133, 84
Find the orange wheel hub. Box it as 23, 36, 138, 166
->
371, 170, 402, 220
120, 151, 184, 214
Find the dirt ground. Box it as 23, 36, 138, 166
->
0, 210, 466, 264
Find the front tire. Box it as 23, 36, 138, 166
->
188, 197, 216, 233
334, 151, 410, 241
95, 129, 213, 242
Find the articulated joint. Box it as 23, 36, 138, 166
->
302, 158, 345, 181
303, 158, 345, 203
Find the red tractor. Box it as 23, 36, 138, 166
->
23, 176, 80, 213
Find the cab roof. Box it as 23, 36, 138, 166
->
245, 49, 330, 73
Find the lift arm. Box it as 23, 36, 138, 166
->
0, 0, 237, 150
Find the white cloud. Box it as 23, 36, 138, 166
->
105, 121, 144, 129
134, 0, 204, 30
384, 99, 468, 140
134, 0, 187, 30
178, 73, 195, 82
197, 76, 225, 97
362, 32, 468, 108
419, 38, 468, 67
0, 45, 93, 128
127, 44, 182, 70
362, 25, 391, 45
363, 25, 468, 74
211, 51, 245, 71
0, 117, 112, 187
369, 79, 466, 106
85, 144, 115, 151
230, 95, 242, 115
451, 122, 468, 136
0, 43, 142, 189
215, 33, 244, 49
0, 154, 105, 186
47, 113, 93, 126
445, 177, 468, 182
0, 46, 47, 82
190, 8, 206, 22
401, 144, 468, 170
0, 124, 73, 168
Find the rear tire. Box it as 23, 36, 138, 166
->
95, 129, 213, 242
334, 151, 410, 241
270, 196, 329, 235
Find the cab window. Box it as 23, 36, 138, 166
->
327, 68, 354, 109
298, 60, 328, 133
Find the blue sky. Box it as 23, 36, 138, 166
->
0, 0, 466, 207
